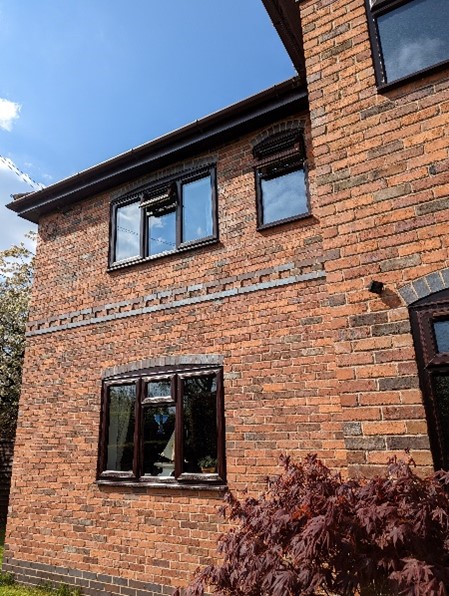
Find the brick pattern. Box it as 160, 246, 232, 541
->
2, 558, 173, 596
398, 268, 449, 305
5, 112, 346, 592
6, 2, 449, 589
26, 265, 326, 337
6, 278, 342, 591
301, 0, 449, 475
101, 355, 224, 379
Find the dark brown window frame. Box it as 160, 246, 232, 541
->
98, 364, 226, 486
365, 0, 449, 90
409, 290, 449, 470
254, 131, 310, 230
108, 165, 218, 269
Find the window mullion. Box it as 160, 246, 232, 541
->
141, 204, 147, 259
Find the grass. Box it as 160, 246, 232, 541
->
0, 528, 80, 596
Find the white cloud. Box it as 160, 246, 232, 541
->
0, 98, 21, 131
388, 37, 445, 82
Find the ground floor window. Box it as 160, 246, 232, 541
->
410, 289, 449, 470
98, 365, 225, 484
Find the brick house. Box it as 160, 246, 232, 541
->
3, 0, 449, 594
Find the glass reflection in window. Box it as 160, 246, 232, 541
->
106, 384, 136, 472
115, 202, 140, 262
434, 319, 449, 353
142, 404, 176, 477
147, 210, 176, 256
181, 175, 213, 243
260, 167, 307, 226
182, 375, 217, 473
377, 0, 449, 83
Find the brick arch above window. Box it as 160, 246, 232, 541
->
250, 120, 305, 151
399, 270, 449, 306
101, 354, 224, 380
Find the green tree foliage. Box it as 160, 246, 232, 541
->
0, 238, 34, 440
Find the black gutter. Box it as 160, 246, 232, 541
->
7, 77, 307, 224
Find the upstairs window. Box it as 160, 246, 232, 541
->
98, 366, 225, 485
110, 167, 217, 266
367, 0, 449, 87
253, 129, 309, 229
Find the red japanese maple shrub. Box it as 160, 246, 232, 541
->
174, 454, 449, 596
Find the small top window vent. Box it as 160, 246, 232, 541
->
252, 129, 303, 160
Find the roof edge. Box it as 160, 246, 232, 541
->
7, 77, 307, 223
261, 0, 305, 76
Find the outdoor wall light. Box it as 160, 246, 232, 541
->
368, 280, 384, 295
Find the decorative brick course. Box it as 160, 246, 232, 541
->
26, 267, 326, 337
5, 113, 345, 593
5, 0, 449, 590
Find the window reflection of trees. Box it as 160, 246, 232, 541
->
143, 404, 176, 477
183, 376, 217, 473
107, 385, 136, 471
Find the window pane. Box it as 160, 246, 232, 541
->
147, 210, 176, 256
261, 168, 307, 225
142, 404, 176, 477
183, 375, 217, 473
434, 320, 449, 353
115, 202, 140, 262
106, 385, 136, 472
377, 0, 449, 83
432, 374, 449, 461
182, 175, 213, 243
146, 380, 172, 399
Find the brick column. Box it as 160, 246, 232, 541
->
300, 0, 449, 474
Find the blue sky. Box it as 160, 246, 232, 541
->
0, 0, 295, 251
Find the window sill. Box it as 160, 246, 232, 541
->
107, 236, 219, 272
376, 57, 449, 92
257, 211, 313, 231
96, 479, 227, 492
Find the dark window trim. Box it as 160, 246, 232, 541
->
97, 364, 226, 486
108, 165, 218, 268
254, 149, 311, 231
365, 0, 449, 90
409, 291, 449, 470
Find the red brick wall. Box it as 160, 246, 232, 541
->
300, 0, 449, 475
5, 1, 449, 590
4, 115, 347, 592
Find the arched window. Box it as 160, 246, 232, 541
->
410, 288, 449, 470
